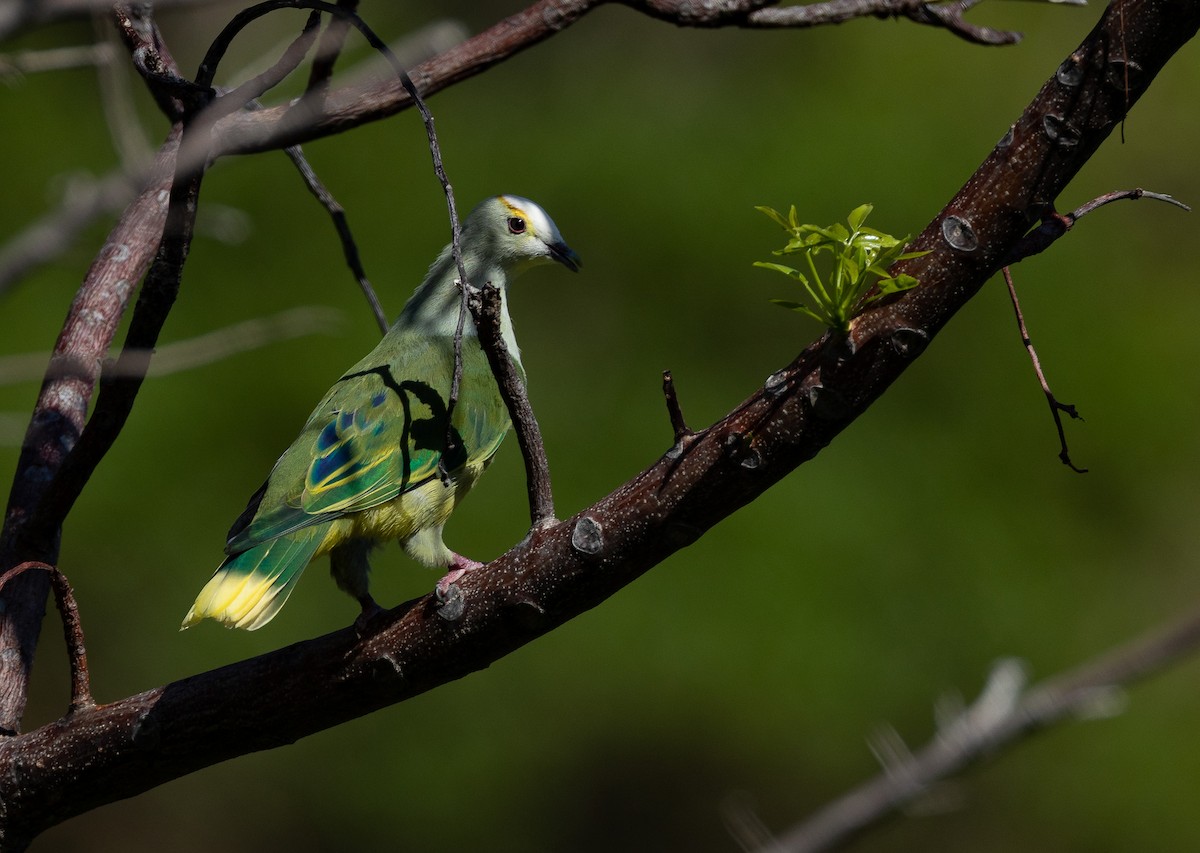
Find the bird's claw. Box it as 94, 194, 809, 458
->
353, 598, 386, 637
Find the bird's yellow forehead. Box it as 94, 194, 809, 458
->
498, 195, 554, 237
500, 197, 527, 220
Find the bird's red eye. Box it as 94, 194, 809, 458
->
507, 216, 526, 234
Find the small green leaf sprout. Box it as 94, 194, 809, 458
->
754, 203, 928, 334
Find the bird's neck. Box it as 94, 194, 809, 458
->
396, 246, 521, 361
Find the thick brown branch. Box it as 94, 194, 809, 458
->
211, 0, 1018, 158
0, 127, 180, 734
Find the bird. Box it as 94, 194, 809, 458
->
182, 195, 580, 631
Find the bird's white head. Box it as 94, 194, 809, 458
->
463, 195, 581, 275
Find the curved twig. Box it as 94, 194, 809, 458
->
0, 563, 92, 719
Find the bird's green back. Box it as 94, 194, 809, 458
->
226, 328, 518, 554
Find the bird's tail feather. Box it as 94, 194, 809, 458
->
181, 524, 330, 631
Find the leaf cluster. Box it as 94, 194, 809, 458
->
754, 203, 926, 333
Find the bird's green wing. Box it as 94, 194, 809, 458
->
226, 334, 510, 553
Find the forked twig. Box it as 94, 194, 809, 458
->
1003, 266, 1086, 473
998, 188, 1190, 472
1004, 188, 1190, 266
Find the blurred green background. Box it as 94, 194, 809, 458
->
3, 1, 1200, 850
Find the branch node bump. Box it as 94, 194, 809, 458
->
434, 585, 465, 622
889, 327, 929, 359
570, 516, 604, 557
806, 383, 851, 421
941, 215, 979, 252
722, 432, 762, 470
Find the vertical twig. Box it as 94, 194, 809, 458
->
662, 370, 693, 444
469, 285, 556, 525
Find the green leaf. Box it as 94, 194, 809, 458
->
755, 206, 791, 230
753, 261, 807, 285
770, 299, 828, 325
877, 274, 920, 293
846, 203, 873, 231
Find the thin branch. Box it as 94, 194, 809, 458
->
624, 0, 1027, 43
0, 125, 180, 735
1004, 187, 1189, 265
0, 0, 192, 740
0, 307, 342, 386
470, 285, 556, 526
212, 0, 1040, 159
282, 146, 389, 332
765, 600, 1200, 852
0, 44, 115, 80
388, 61, 471, 472
1003, 266, 1086, 472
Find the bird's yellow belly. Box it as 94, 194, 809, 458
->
313, 459, 488, 556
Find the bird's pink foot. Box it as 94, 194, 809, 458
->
435, 554, 484, 600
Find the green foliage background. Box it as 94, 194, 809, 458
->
3, 1, 1200, 850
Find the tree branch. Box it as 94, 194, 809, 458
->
0, 2, 1193, 845
763, 601, 1200, 852
209, 0, 1026, 158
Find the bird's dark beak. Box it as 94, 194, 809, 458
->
547, 241, 581, 273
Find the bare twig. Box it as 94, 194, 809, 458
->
282, 147, 389, 332
990, 188, 1189, 472
1004, 188, 1190, 266
662, 370, 693, 444
0, 125, 180, 735
764, 600, 1200, 852
624, 0, 1030, 44
1003, 267, 1086, 473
